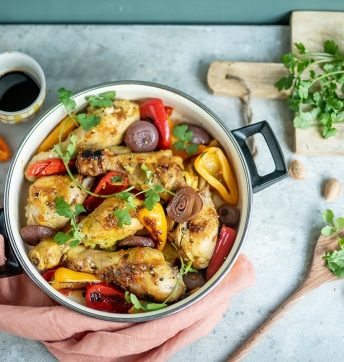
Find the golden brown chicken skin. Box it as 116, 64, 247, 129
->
170, 186, 219, 269
62, 245, 186, 303
76, 149, 186, 203
25, 174, 94, 229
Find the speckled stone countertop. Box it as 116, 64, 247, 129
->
1, 25, 344, 362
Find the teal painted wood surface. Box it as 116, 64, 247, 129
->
0, 0, 343, 25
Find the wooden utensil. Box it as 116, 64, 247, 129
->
227, 230, 342, 362
208, 11, 344, 156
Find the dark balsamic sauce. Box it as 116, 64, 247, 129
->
0, 71, 40, 112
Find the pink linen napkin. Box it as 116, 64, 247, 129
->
0, 235, 255, 362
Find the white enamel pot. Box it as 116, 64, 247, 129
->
0, 81, 288, 322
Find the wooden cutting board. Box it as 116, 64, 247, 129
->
207, 11, 344, 155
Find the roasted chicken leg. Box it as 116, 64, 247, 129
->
170, 186, 219, 269
76, 149, 187, 202
25, 174, 94, 229
62, 245, 186, 303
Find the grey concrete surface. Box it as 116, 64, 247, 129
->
0, 25, 343, 362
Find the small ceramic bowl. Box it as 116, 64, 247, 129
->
0, 51, 46, 124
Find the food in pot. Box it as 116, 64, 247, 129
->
22, 89, 240, 313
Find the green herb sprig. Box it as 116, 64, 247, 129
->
276, 40, 344, 138
53, 196, 85, 247
113, 164, 176, 227
321, 209, 344, 277
172, 124, 199, 155
125, 245, 197, 312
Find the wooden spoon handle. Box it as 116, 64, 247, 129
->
228, 284, 309, 362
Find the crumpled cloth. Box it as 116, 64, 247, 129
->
0, 235, 6, 266
0, 234, 255, 362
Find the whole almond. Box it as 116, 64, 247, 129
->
288, 160, 307, 180
324, 178, 342, 202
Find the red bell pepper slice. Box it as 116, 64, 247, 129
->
140, 98, 171, 150
0, 136, 10, 162
86, 283, 132, 313
26, 158, 75, 178
42, 266, 61, 282
206, 225, 237, 281
83, 171, 129, 213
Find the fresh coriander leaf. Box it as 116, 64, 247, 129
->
309, 70, 316, 79
75, 204, 86, 215
69, 239, 80, 248
184, 129, 194, 143
115, 191, 135, 208
114, 208, 132, 227
124, 291, 131, 303
65, 135, 77, 161
293, 112, 314, 129
154, 184, 165, 193
53, 232, 70, 245
87, 96, 113, 108
323, 250, 344, 278
323, 63, 336, 73
338, 76, 344, 84
298, 80, 311, 99
53, 144, 63, 158
324, 40, 340, 57
111, 175, 124, 183
186, 143, 199, 155
281, 53, 298, 69
321, 225, 334, 237
100, 91, 116, 100
145, 302, 167, 311
323, 126, 337, 139
58, 88, 76, 112
339, 238, 344, 247
335, 217, 344, 230
327, 98, 343, 111
128, 293, 143, 310
54, 196, 74, 218
276, 75, 295, 91
322, 209, 334, 224
313, 92, 323, 107
145, 189, 160, 211
76, 113, 101, 131
172, 124, 189, 140
297, 59, 311, 73
173, 140, 185, 151
336, 111, 344, 122
141, 164, 152, 179
294, 42, 307, 54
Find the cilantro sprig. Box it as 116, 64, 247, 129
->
85, 91, 116, 108
138, 164, 176, 211
172, 124, 199, 155
113, 164, 176, 227
321, 209, 344, 277
276, 40, 344, 138
125, 245, 197, 312
58, 88, 102, 131
53, 196, 85, 247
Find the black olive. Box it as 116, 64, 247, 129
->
124, 121, 159, 152
182, 124, 210, 144
117, 236, 155, 249
19, 225, 56, 246
217, 204, 240, 227
183, 270, 206, 291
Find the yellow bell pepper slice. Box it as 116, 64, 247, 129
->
35, 115, 77, 154
137, 203, 167, 251
53, 267, 101, 283
194, 147, 239, 205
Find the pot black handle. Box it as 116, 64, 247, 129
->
231, 121, 288, 193
0, 208, 23, 278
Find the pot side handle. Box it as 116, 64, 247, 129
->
0, 208, 23, 278
231, 121, 288, 193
